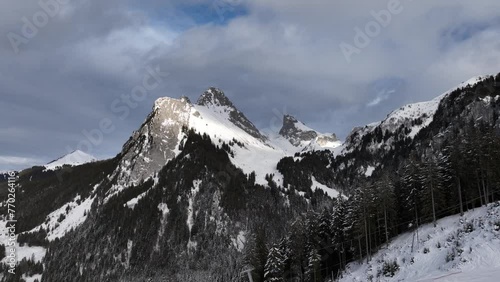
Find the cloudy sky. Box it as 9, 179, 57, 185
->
1, 0, 500, 171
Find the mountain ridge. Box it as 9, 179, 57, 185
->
44, 149, 97, 170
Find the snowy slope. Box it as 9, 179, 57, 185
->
303, 135, 342, 152
189, 102, 288, 186
379, 76, 485, 138
311, 176, 346, 199
343, 76, 487, 155
340, 202, 500, 282
44, 150, 97, 170
30, 193, 95, 241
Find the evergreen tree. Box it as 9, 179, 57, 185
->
305, 248, 322, 282
436, 150, 455, 215
244, 231, 268, 282
264, 245, 286, 282
374, 173, 396, 245
400, 158, 423, 229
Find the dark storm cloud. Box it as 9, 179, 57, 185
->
2, 0, 500, 171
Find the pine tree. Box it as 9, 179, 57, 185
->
244, 231, 268, 282
287, 218, 308, 280
374, 173, 396, 245
401, 158, 423, 229
331, 196, 354, 272
434, 150, 455, 212
277, 237, 292, 280
305, 248, 322, 282
318, 209, 333, 241
264, 245, 286, 282
420, 151, 442, 227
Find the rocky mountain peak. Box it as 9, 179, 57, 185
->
154, 96, 192, 111
279, 114, 319, 146
197, 87, 233, 108
283, 114, 297, 122
279, 114, 341, 149
197, 87, 268, 142
115, 96, 192, 185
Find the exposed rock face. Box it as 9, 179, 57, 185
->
315, 134, 339, 146
114, 96, 191, 184
112, 88, 271, 187
279, 115, 319, 146
197, 87, 268, 142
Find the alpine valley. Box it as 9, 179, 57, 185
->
2, 74, 500, 282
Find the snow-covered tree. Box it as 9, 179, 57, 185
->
264, 245, 286, 282
305, 248, 322, 282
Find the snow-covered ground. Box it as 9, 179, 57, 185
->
365, 166, 376, 177
0, 220, 46, 268
340, 202, 500, 282
22, 274, 42, 282
311, 177, 345, 199
29, 193, 94, 241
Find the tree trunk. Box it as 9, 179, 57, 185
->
364, 207, 370, 263
482, 172, 488, 205
384, 206, 389, 248
458, 177, 464, 216
430, 171, 436, 227
476, 170, 484, 206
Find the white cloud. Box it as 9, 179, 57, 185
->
367, 90, 392, 107
0, 156, 43, 169
1, 0, 500, 164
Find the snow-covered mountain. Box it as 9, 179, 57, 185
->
110, 88, 340, 198
44, 150, 97, 170
344, 76, 487, 155
110, 88, 293, 200
279, 114, 341, 150
338, 76, 490, 177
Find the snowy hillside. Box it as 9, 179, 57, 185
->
44, 150, 97, 170
380, 76, 486, 138
189, 93, 289, 186
340, 202, 500, 282
343, 76, 488, 154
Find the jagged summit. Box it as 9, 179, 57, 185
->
196, 87, 267, 142
154, 95, 191, 111
197, 87, 233, 107
111, 87, 271, 189
279, 114, 319, 146
278, 114, 340, 151
115, 96, 192, 185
